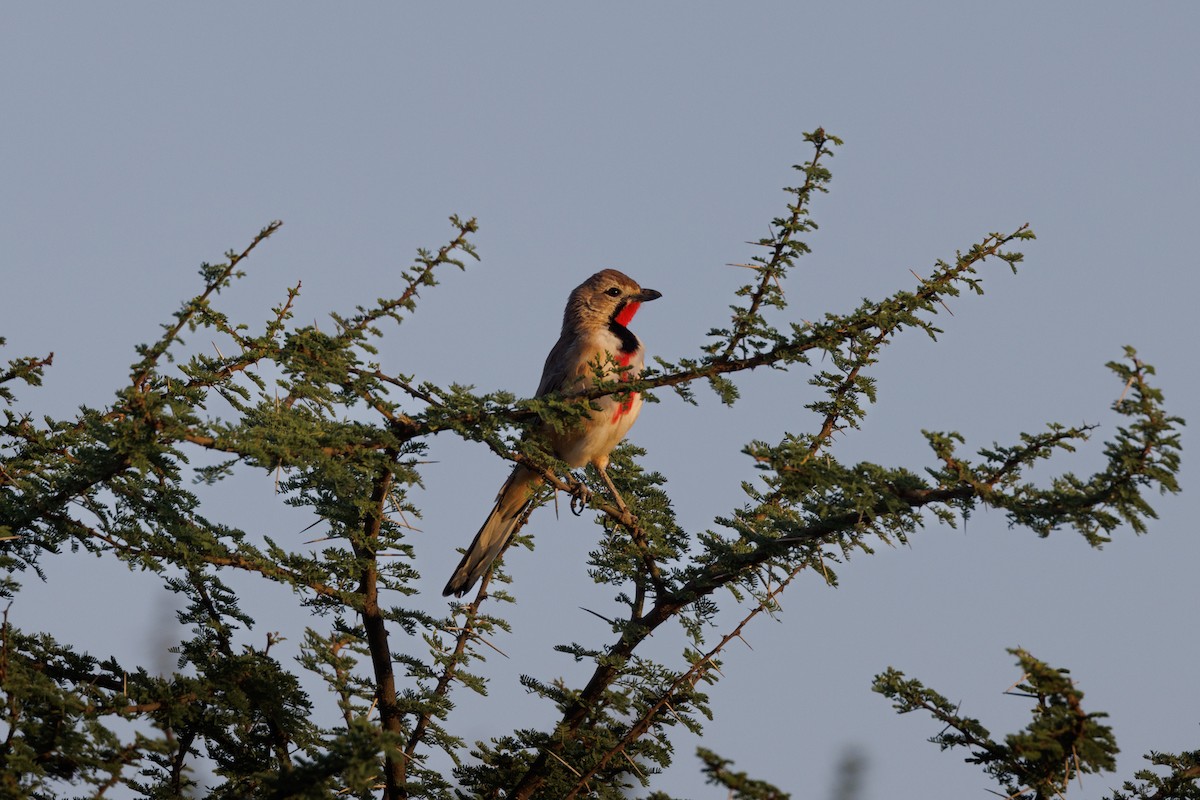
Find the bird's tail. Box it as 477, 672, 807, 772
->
442, 466, 541, 597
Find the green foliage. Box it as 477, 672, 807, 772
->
0, 132, 1190, 799
1109, 750, 1200, 800
692, 748, 789, 800
875, 649, 1118, 799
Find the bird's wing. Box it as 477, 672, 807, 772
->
537, 330, 642, 398
535, 333, 588, 397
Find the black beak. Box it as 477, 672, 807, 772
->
636, 288, 662, 302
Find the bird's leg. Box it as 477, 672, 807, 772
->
596, 463, 630, 517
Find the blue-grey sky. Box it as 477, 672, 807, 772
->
3, 4, 1198, 797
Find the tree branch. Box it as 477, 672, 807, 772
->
352, 461, 405, 798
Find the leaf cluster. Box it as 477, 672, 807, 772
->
875, 649, 1117, 798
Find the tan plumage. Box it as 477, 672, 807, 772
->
442, 269, 661, 598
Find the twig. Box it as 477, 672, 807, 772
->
544, 747, 582, 777
910, 269, 955, 316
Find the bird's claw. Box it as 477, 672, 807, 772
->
569, 481, 592, 516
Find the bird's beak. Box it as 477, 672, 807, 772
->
635, 288, 662, 302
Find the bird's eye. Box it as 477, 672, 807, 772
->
605, 287, 622, 297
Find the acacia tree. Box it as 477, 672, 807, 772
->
0, 130, 1192, 799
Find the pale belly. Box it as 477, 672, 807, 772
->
555, 391, 643, 469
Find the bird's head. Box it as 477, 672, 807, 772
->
565, 269, 662, 332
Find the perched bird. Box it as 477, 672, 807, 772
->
443, 269, 662, 597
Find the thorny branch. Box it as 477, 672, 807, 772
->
561, 565, 807, 799
403, 225, 1032, 442
44, 509, 350, 603
130, 220, 283, 390
718, 128, 834, 361
505, 485, 984, 799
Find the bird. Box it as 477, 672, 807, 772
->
442, 269, 662, 598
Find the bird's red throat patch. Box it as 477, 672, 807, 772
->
609, 302, 641, 422
614, 301, 640, 328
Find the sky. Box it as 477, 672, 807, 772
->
3, 4, 1198, 798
